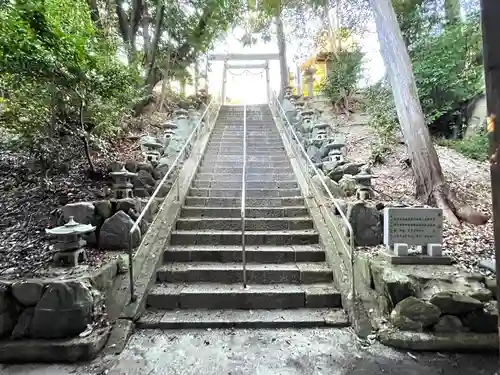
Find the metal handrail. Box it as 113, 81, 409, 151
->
127, 94, 221, 303
241, 103, 247, 288
268, 91, 356, 300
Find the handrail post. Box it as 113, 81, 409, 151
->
268, 91, 357, 301
126, 95, 222, 304
241, 103, 247, 288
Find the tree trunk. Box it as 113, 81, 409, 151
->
275, 1, 288, 100
194, 62, 199, 93
145, 0, 165, 91
369, 0, 489, 225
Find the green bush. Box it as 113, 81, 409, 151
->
0, 0, 141, 162
438, 130, 489, 161
320, 48, 364, 106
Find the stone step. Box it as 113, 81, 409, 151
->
184, 196, 305, 207
209, 137, 283, 142
156, 262, 331, 284
204, 151, 285, 157
137, 308, 349, 329
175, 217, 314, 231
191, 180, 298, 189
146, 283, 340, 310
181, 206, 307, 218
188, 188, 300, 198
198, 161, 292, 169
195, 173, 296, 181
202, 156, 289, 163
163, 245, 325, 263
170, 230, 319, 246
196, 167, 293, 175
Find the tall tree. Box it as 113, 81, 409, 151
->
369, 0, 489, 225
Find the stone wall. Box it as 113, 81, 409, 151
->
356, 254, 498, 351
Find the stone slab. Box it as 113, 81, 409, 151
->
378, 329, 498, 353
137, 308, 349, 329
380, 250, 453, 265
0, 327, 110, 363
383, 207, 443, 246
478, 259, 496, 273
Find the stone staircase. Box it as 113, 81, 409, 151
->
138, 105, 348, 328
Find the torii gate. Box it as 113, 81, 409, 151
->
208, 53, 280, 104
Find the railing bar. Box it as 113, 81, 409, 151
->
241, 103, 247, 289
269, 93, 356, 299
127, 94, 221, 303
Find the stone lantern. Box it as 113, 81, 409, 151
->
354, 166, 376, 200
174, 108, 189, 120
328, 149, 344, 163
141, 139, 163, 164
299, 110, 314, 128
326, 137, 346, 157
163, 122, 178, 147
312, 123, 331, 142
46, 216, 95, 266
110, 166, 137, 199
284, 86, 294, 99
294, 100, 306, 111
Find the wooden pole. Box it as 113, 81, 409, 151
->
480, 0, 500, 348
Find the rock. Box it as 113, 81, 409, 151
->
11, 307, 34, 339
434, 315, 463, 333
328, 163, 363, 182
338, 174, 357, 196
347, 201, 383, 246
136, 162, 155, 175
94, 200, 112, 219
0, 285, 9, 313
30, 281, 94, 339
306, 144, 322, 163
99, 211, 141, 250
0, 308, 17, 338
117, 254, 129, 274
485, 278, 497, 299
156, 158, 170, 178
62, 202, 95, 224
468, 288, 492, 302
311, 170, 344, 198
462, 302, 498, 333
12, 280, 44, 306
390, 310, 423, 331
429, 291, 483, 315
107, 161, 122, 172
154, 180, 171, 198
137, 170, 156, 187
370, 261, 416, 306
125, 160, 138, 173
478, 258, 496, 273
392, 297, 441, 327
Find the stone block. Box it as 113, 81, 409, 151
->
62, 202, 95, 224
12, 280, 44, 306
392, 296, 441, 328
429, 291, 482, 315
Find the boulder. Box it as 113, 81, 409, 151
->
99, 211, 141, 250
370, 261, 416, 306
12, 280, 44, 306
347, 201, 383, 246
434, 315, 463, 333
0, 285, 10, 313
30, 281, 94, 339
306, 144, 322, 163
390, 310, 423, 331
311, 170, 343, 198
485, 278, 497, 300
392, 297, 441, 328
11, 307, 35, 339
94, 200, 112, 219
0, 308, 17, 338
429, 291, 483, 315
62, 202, 95, 224
462, 302, 498, 333
125, 160, 138, 173
338, 174, 357, 196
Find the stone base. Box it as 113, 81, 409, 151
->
0, 327, 111, 363
380, 250, 453, 265
378, 329, 498, 353
53, 248, 87, 266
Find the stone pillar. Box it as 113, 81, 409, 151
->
265, 60, 271, 102
221, 59, 228, 105
296, 64, 302, 96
